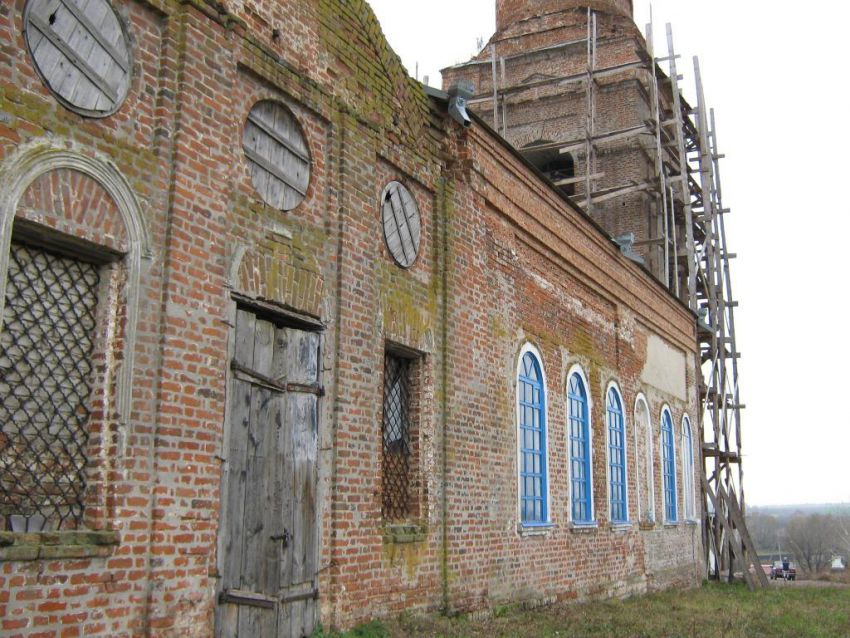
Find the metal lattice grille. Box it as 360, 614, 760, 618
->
0, 242, 100, 531
381, 353, 412, 521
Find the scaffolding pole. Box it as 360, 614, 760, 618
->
664, 23, 697, 309
691, 54, 764, 588
584, 9, 598, 212
645, 15, 670, 288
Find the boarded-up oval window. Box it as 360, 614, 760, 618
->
24, 0, 132, 118
243, 100, 311, 211
381, 181, 421, 269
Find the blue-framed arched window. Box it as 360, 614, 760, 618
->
607, 385, 627, 523
661, 408, 677, 522
518, 349, 547, 524
682, 415, 695, 520
568, 370, 592, 523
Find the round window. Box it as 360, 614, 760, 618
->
243, 100, 311, 211
381, 181, 421, 268
24, 0, 132, 117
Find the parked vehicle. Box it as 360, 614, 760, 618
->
770, 560, 796, 581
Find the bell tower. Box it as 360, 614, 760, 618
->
495, 0, 632, 31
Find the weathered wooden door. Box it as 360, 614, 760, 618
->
218, 308, 321, 638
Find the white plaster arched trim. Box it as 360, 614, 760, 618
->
0, 140, 152, 428
566, 362, 594, 524
225, 242, 250, 290
681, 414, 695, 521
604, 380, 629, 524
515, 341, 551, 527
633, 393, 655, 523
659, 404, 678, 522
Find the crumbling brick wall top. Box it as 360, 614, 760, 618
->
496, 0, 633, 31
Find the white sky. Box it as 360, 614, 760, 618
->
367, 1, 850, 507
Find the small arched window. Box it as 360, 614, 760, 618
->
682, 415, 696, 520
518, 347, 548, 525
568, 368, 593, 523
607, 385, 628, 523
661, 407, 678, 522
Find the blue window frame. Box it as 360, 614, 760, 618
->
568, 371, 592, 523
662, 409, 677, 522
518, 351, 547, 524
607, 387, 627, 523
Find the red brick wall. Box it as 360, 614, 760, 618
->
0, 0, 702, 635
496, 0, 632, 31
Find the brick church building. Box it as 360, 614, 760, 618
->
0, 0, 704, 635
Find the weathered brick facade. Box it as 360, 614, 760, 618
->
0, 0, 703, 635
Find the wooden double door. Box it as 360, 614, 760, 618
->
217, 307, 321, 637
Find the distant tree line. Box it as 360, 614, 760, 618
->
749, 509, 850, 575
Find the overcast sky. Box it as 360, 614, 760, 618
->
368, 1, 850, 507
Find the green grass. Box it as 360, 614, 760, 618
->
311, 620, 390, 638
327, 583, 850, 638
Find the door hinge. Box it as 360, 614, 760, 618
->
280, 588, 319, 604
219, 589, 276, 609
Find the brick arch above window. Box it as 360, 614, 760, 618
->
17, 168, 130, 254
0, 140, 151, 427
227, 239, 324, 320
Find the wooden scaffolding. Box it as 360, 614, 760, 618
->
469, 10, 766, 588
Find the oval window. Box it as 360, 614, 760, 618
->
24, 0, 132, 117
380, 181, 421, 268
243, 100, 311, 211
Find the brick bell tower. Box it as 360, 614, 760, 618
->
443, 0, 675, 283
496, 0, 633, 30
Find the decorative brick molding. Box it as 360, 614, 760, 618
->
0, 140, 152, 429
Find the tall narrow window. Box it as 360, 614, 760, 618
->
661, 408, 678, 522
568, 369, 592, 523
382, 352, 414, 521
682, 415, 695, 520
518, 349, 547, 525
607, 386, 627, 523
0, 241, 102, 531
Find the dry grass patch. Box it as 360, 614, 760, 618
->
317, 582, 850, 638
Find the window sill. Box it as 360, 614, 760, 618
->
609, 521, 633, 532
383, 524, 427, 545
569, 521, 599, 533
663, 521, 680, 528
0, 530, 120, 562
517, 522, 555, 537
